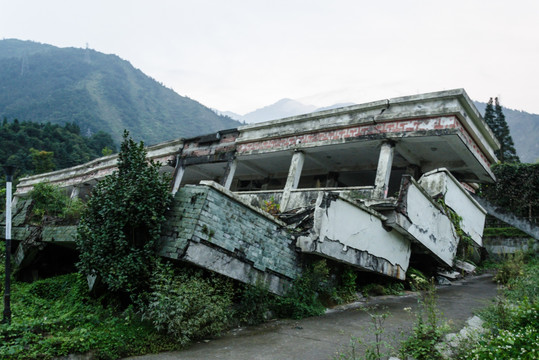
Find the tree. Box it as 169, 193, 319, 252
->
76, 130, 172, 294
494, 98, 519, 163
29, 148, 55, 174
484, 98, 496, 134
484, 98, 519, 163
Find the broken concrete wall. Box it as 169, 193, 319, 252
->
236, 186, 374, 212
15, 138, 182, 197
386, 176, 459, 267
419, 169, 487, 246
296, 192, 410, 279
483, 236, 538, 258
159, 181, 300, 294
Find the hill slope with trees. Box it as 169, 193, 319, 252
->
0, 39, 241, 146
0, 119, 116, 177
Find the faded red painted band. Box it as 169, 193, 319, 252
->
237, 116, 457, 152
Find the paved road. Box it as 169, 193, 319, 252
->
126, 274, 498, 360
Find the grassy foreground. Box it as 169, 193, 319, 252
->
0, 271, 179, 360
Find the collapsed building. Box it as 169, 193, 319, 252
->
4, 89, 499, 294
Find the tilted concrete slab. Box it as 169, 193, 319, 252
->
382, 176, 459, 267
159, 181, 300, 295
419, 168, 487, 246
296, 192, 410, 280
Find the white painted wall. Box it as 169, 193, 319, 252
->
403, 182, 459, 266
316, 196, 411, 269
295, 193, 411, 278
419, 169, 486, 246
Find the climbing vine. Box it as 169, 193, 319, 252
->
76, 131, 172, 294
437, 198, 475, 261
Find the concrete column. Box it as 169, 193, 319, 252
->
221, 159, 237, 190
70, 186, 80, 199
281, 151, 305, 211
171, 161, 185, 196
373, 141, 395, 198
11, 195, 19, 208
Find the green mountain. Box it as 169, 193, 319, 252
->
474, 101, 539, 163
0, 39, 241, 146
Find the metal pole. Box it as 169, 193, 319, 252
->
2, 166, 14, 324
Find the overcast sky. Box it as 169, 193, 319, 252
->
2, 0, 539, 115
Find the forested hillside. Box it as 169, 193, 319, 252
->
0, 39, 241, 146
0, 119, 116, 176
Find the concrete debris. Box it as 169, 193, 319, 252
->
436, 315, 486, 359
437, 270, 462, 280
454, 260, 477, 274
435, 276, 452, 286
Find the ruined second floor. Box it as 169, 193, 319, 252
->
15, 89, 499, 203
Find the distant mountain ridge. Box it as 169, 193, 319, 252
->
219, 99, 356, 124
0, 39, 241, 146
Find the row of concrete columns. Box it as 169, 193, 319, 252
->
170, 141, 396, 208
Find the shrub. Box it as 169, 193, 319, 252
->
141, 262, 233, 346
406, 267, 430, 291
274, 260, 334, 319
453, 254, 539, 359
76, 131, 172, 294
29, 182, 68, 220
494, 251, 525, 285
236, 281, 274, 325
337, 267, 358, 302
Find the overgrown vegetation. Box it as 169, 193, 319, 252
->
140, 261, 233, 346
0, 273, 179, 359
274, 260, 360, 319
335, 307, 394, 360
482, 226, 530, 238
437, 197, 476, 262
29, 182, 84, 223
450, 252, 539, 360
76, 131, 172, 294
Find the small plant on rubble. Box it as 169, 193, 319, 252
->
76, 130, 172, 295
437, 198, 476, 262
29, 182, 68, 220
335, 306, 395, 360
400, 280, 446, 360
262, 196, 280, 215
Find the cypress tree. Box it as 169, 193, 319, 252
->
494, 97, 519, 163
484, 98, 496, 133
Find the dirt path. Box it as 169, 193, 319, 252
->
125, 274, 498, 360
